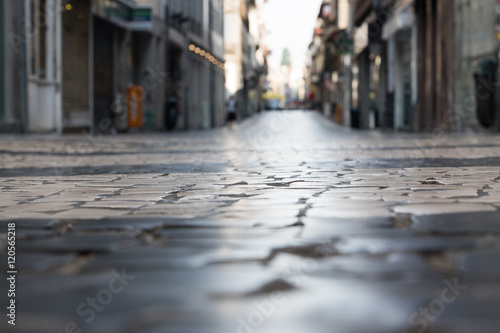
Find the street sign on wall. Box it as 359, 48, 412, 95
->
128, 6, 153, 30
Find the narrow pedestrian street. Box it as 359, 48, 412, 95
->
1, 111, 500, 333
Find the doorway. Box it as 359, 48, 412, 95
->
93, 17, 114, 133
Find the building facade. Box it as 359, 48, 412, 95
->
306, 0, 500, 132
305, 0, 355, 123
224, 0, 268, 119
0, 0, 226, 134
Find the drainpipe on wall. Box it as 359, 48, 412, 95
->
182, 3, 190, 130
18, 0, 28, 133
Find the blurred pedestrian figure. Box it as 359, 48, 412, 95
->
164, 88, 179, 130
226, 96, 237, 129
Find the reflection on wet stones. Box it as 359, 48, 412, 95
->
244, 278, 297, 296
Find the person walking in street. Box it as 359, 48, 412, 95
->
226, 96, 237, 129
164, 89, 179, 130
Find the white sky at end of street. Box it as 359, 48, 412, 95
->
262, 0, 324, 73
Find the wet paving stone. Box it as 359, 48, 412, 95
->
335, 234, 477, 255
1, 112, 500, 332
412, 211, 500, 234
458, 250, 500, 280
15, 253, 77, 273
14, 229, 62, 240
393, 203, 497, 215
17, 232, 142, 254
0, 218, 65, 230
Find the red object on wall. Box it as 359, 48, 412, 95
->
128, 86, 143, 128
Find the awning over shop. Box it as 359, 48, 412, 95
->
92, 0, 153, 31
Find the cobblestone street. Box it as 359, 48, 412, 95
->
1, 111, 500, 333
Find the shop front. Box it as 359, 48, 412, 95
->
92, 0, 155, 133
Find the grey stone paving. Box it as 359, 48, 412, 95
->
1, 111, 500, 332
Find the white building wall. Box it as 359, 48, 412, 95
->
224, 0, 243, 99
26, 0, 61, 132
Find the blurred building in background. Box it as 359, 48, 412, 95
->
91, 0, 163, 133
0, 1, 24, 132
167, 0, 226, 130
0, 0, 226, 134
305, 0, 500, 132
224, 0, 268, 118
